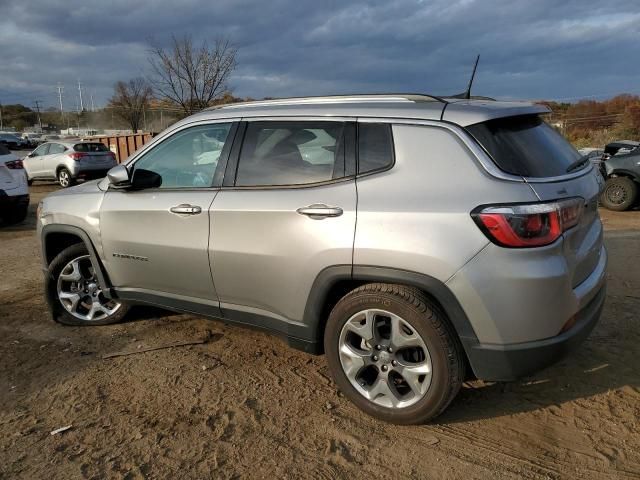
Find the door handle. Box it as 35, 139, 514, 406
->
296, 204, 343, 219
170, 204, 202, 215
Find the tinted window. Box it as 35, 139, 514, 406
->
466, 115, 582, 177
0, 144, 9, 155
236, 121, 345, 186
48, 143, 67, 154
358, 123, 394, 174
32, 143, 50, 156
74, 143, 109, 152
132, 123, 232, 188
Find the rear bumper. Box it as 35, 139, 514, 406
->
464, 283, 606, 381
0, 192, 29, 211
75, 169, 110, 181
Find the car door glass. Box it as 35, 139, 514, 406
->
357, 123, 394, 174
236, 121, 346, 186
48, 143, 67, 155
132, 123, 232, 188
32, 144, 50, 156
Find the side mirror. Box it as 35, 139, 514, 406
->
28, 153, 37, 158
107, 164, 130, 188
131, 168, 162, 190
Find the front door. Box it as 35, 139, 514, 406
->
210, 120, 357, 333
24, 143, 49, 177
100, 121, 236, 305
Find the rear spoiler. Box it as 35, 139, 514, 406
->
442, 101, 550, 127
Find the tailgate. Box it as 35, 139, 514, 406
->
528, 170, 603, 288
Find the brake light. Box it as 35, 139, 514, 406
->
472, 198, 584, 248
69, 152, 87, 161
5, 159, 23, 169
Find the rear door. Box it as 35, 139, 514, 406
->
209, 119, 357, 334
466, 115, 603, 288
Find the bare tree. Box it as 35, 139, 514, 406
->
109, 78, 153, 132
148, 35, 237, 116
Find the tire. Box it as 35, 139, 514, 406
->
46, 243, 129, 326
3, 204, 28, 224
600, 177, 638, 211
57, 168, 74, 188
324, 283, 465, 424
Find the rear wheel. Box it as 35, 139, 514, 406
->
600, 177, 637, 211
324, 283, 464, 424
47, 243, 128, 326
57, 168, 74, 188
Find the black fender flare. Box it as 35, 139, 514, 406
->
41, 224, 112, 294
303, 265, 480, 350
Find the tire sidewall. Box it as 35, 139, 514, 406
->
601, 177, 637, 211
324, 288, 456, 424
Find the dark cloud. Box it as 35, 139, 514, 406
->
1, 0, 639, 109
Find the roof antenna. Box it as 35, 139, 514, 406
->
452, 55, 480, 99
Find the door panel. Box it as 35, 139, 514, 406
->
210, 183, 357, 323
100, 189, 219, 301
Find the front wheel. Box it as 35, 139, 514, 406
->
600, 177, 637, 211
324, 283, 464, 424
47, 243, 128, 325
57, 168, 74, 188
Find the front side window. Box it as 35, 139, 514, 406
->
48, 143, 67, 155
132, 123, 232, 188
235, 121, 346, 187
32, 143, 50, 156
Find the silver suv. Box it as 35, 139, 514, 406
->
24, 140, 117, 187
37, 95, 607, 424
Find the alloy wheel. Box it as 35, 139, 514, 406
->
338, 309, 433, 409
56, 255, 122, 321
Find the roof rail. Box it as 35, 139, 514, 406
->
211, 93, 446, 110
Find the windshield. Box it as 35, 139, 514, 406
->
74, 143, 109, 152
466, 115, 582, 177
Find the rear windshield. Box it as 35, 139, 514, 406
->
74, 143, 109, 153
466, 115, 581, 177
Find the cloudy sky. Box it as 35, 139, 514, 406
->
1, 0, 639, 110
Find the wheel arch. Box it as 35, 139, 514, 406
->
41, 224, 112, 293
605, 168, 640, 182
303, 265, 480, 357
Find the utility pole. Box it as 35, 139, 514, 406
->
0, 103, 3, 130
57, 83, 65, 127
90, 92, 95, 112
33, 100, 43, 131
77, 80, 84, 112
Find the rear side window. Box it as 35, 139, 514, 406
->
48, 143, 66, 154
466, 115, 581, 177
74, 143, 108, 152
358, 123, 394, 174
235, 121, 346, 187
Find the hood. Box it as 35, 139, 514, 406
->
46, 179, 103, 198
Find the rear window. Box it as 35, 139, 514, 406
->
74, 143, 108, 153
358, 123, 394, 174
466, 115, 581, 177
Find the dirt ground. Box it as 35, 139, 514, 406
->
1, 183, 638, 480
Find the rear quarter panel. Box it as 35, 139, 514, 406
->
353, 123, 538, 281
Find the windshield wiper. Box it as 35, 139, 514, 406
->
566, 155, 590, 173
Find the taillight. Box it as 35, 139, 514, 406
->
107, 152, 116, 161
5, 159, 23, 169
472, 198, 584, 248
69, 152, 87, 161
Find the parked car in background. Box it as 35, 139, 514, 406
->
37, 94, 607, 424
0, 143, 29, 224
21, 133, 44, 147
23, 141, 118, 187
599, 140, 640, 211
0, 132, 29, 150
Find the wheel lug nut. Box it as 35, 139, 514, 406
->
375, 345, 381, 350
387, 347, 393, 353
372, 355, 378, 361
391, 360, 397, 366
381, 365, 388, 372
